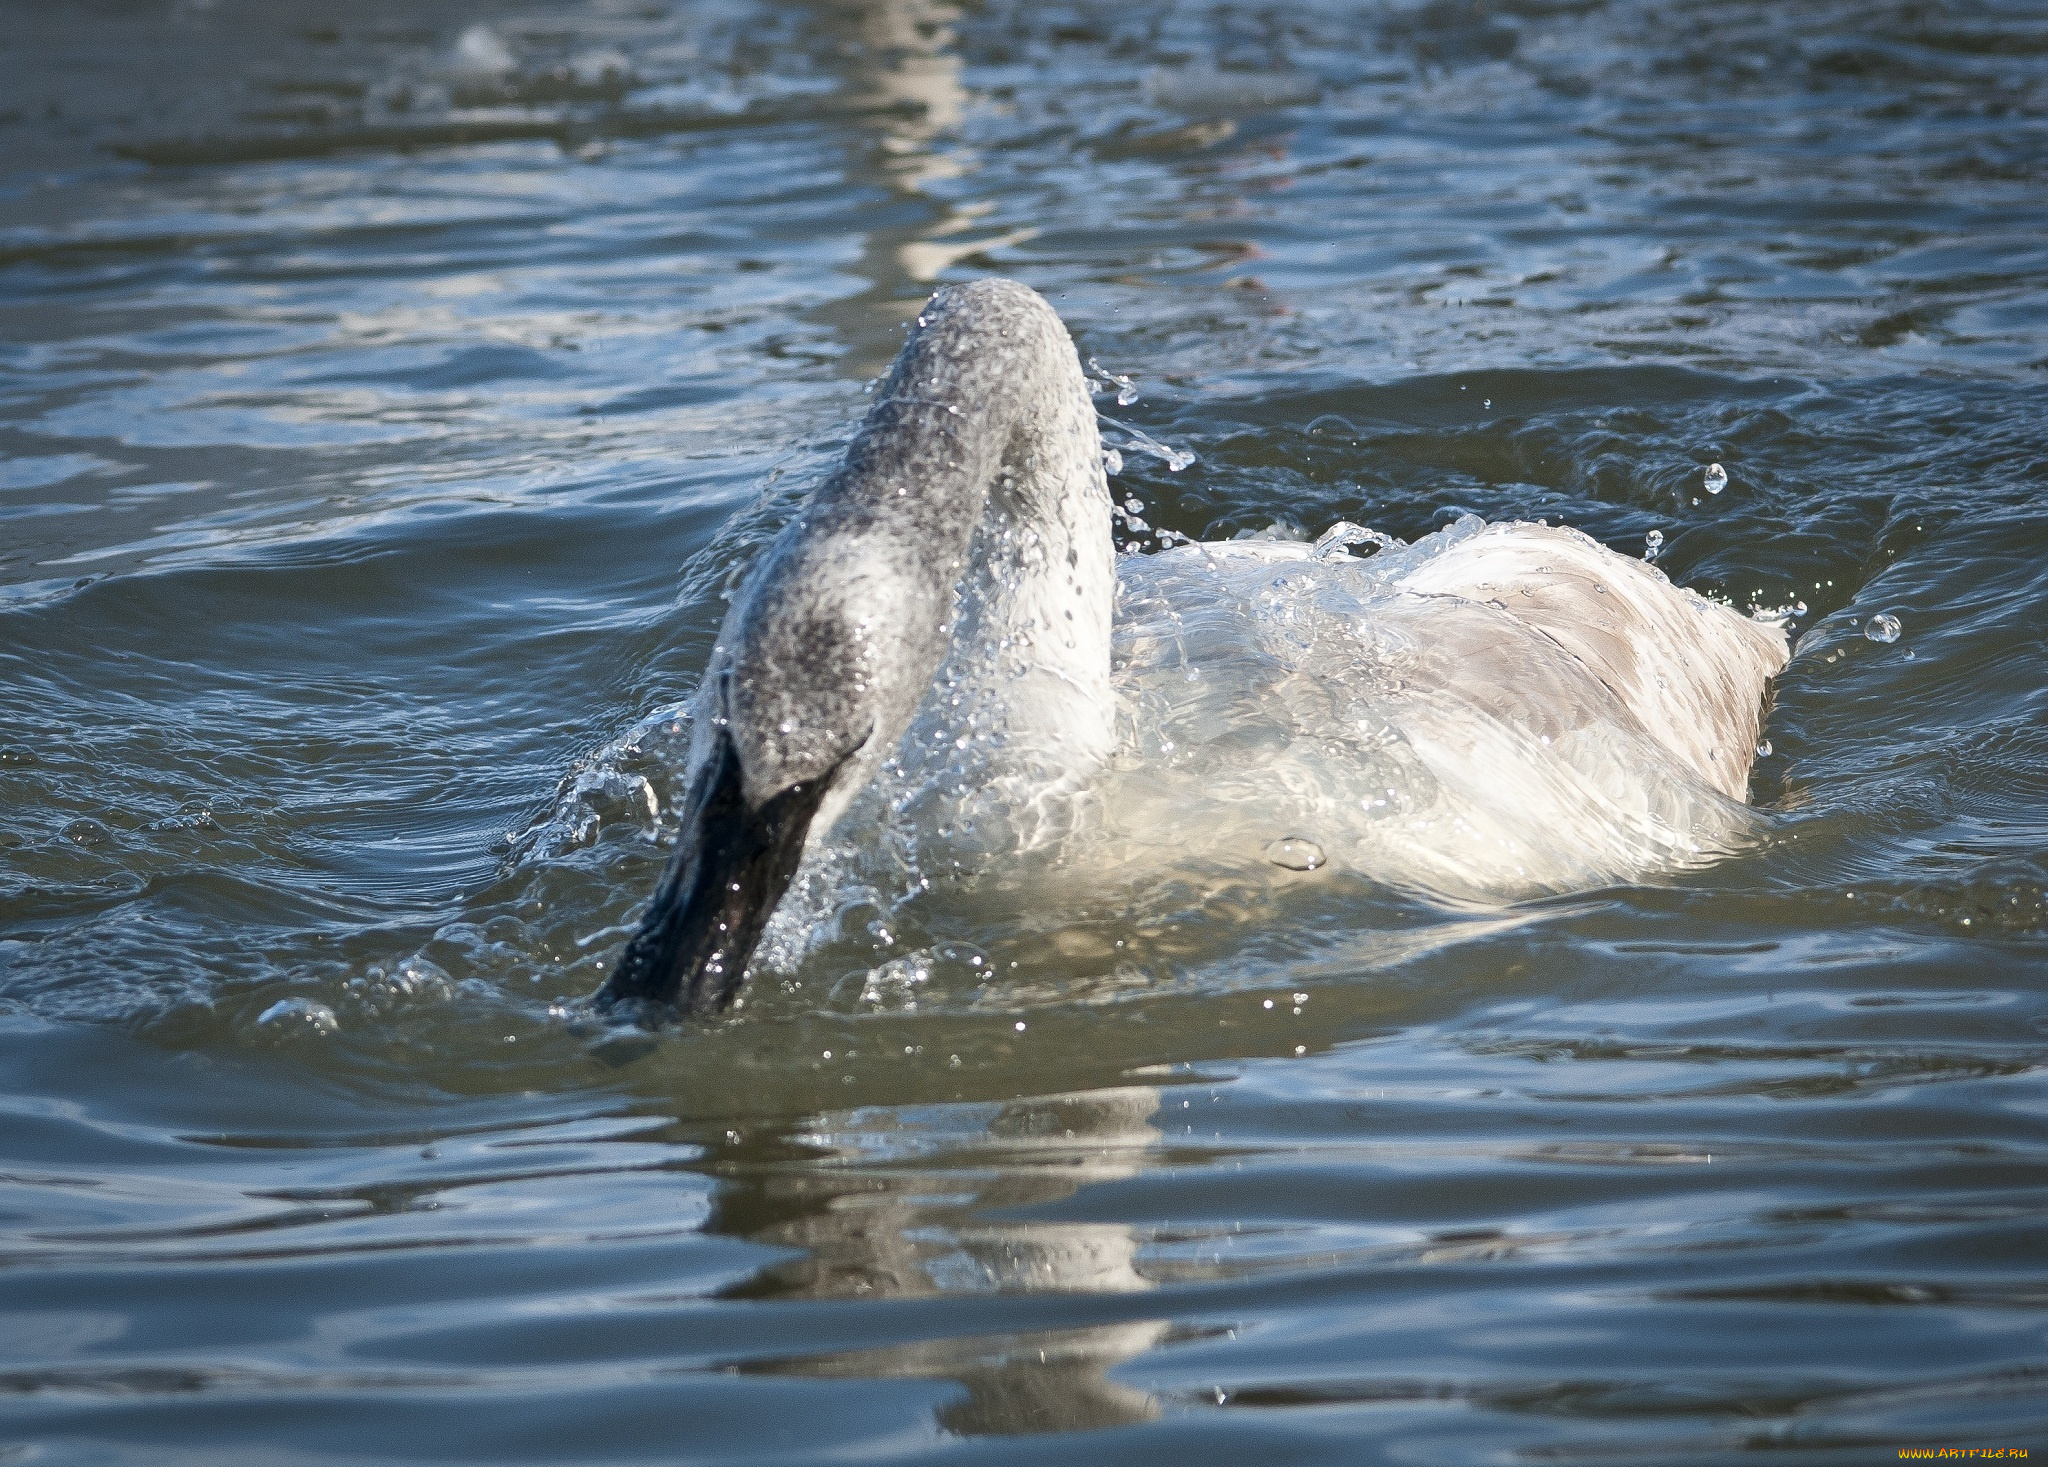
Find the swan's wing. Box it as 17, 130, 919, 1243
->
1365, 594, 1762, 894
1392, 523, 1789, 800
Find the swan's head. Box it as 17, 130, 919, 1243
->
595, 515, 954, 1021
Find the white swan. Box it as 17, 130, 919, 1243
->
596, 278, 1787, 1018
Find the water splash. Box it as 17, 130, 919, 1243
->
509, 706, 693, 863
1312, 522, 1407, 561
536, 518, 1768, 994
1086, 357, 1141, 406
1098, 413, 1196, 472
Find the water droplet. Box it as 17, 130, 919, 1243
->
1101, 447, 1123, 475
1087, 357, 1141, 405
1703, 462, 1728, 494
1864, 612, 1901, 643
1482, 398, 1492, 409
1264, 836, 1326, 871
1644, 528, 1665, 562
1755, 738, 1772, 757
452, 23, 517, 79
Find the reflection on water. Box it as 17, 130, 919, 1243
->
800, 0, 1025, 367
716, 1087, 1167, 1435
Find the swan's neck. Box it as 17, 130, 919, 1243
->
945, 363, 1116, 777
714, 278, 1114, 840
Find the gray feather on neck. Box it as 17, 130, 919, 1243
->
699, 277, 1116, 839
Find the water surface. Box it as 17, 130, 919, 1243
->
2, 0, 2046, 1460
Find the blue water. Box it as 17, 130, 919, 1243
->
2, 1, 2045, 1460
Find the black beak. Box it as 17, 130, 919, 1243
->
593, 731, 844, 1022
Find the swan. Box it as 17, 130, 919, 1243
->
595, 278, 1788, 1019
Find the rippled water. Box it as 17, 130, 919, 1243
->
3, 1, 2046, 1460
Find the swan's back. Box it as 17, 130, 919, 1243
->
1087, 518, 1789, 904
1393, 522, 1788, 800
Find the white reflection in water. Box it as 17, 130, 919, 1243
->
718, 1086, 1168, 1434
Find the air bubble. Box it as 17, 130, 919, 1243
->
1703, 462, 1728, 495
257, 998, 339, 1035
1264, 836, 1326, 871
1864, 612, 1901, 643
